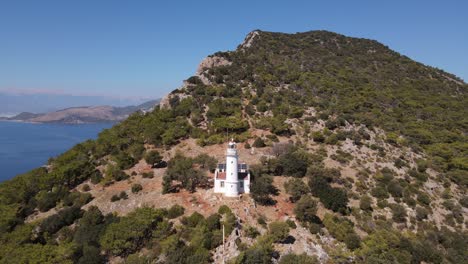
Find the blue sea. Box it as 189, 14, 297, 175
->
0, 121, 113, 182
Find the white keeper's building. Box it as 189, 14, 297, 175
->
213, 140, 250, 197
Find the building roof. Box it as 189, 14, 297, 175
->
215, 171, 249, 180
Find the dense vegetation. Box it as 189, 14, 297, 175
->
208, 30, 467, 182
0, 30, 467, 263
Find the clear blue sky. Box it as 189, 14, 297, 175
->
0, 0, 466, 98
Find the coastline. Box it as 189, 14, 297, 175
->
0, 119, 118, 125
0, 121, 114, 182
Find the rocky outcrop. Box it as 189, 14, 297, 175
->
192, 30, 259, 86
159, 92, 191, 109
239, 30, 260, 49
195, 55, 232, 85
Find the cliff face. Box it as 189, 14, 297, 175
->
0, 30, 467, 264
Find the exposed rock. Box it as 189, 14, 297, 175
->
240, 30, 261, 49
159, 92, 191, 109
196, 55, 232, 85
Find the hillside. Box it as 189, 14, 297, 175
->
0, 30, 466, 264
1, 99, 160, 124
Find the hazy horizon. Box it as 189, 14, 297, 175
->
0, 91, 156, 116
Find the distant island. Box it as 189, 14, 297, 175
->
0, 99, 159, 124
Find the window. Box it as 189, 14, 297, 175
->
240, 182, 244, 188
220, 181, 224, 188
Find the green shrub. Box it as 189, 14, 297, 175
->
90, 170, 103, 184
409, 169, 428, 182
63, 191, 89, 206
245, 103, 256, 116
387, 180, 403, 198
257, 215, 267, 228
119, 191, 128, 200
359, 195, 373, 211
285, 219, 297, 229
212, 116, 249, 133
39, 205, 83, 235
309, 175, 348, 213
331, 149, 353, 164
250, 174, 278, 205
167, 204, 185, 219
163, 154, 208, 193
100, 207, 165, 256
294, 195, 318, 223
244, 226, 260, 238
309, 223, 321, 234
82, 184, 90, 192
371, 185, 389, 199
106, 165, 129, 182
391, 204, 407, 223
113, 152, 136, 170
345, 233, 362, 251
206, 213, 221, 231
252, 137, 266, 148
268, 221, 290, 243
284, 178, 309, 202
186, 76, 203, 85
111, 195, 120, 202
218, 205, 232, 215
312, 131, 325, 143
193, 153, 217, 171
35, 190, 60, 212
377, 199, 389, 209
277, 149, 309, 177
131, 184, 143, 194
222, 211, 237, 235
145, 150, 162, 166
235, 247, 273, 264
79, 245, 105, 264
417, 192, 431, 206
415, 206, 429, 221
394, 158, 407, 168
325, 133, 339, 145
446, 170, 467, 187
142, 171, 154, 178
322, 213, 360, 250
181, 212, 205, 228
460, 196, 468, 208
266, 134, 279, 142
124, 253, 153, 264
416, 159, 429, 172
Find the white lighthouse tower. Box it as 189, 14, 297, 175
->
214, 140, 250, 197
224, 140, 240, 197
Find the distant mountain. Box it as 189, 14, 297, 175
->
0, 92, 153, 116
1, 99, 160, 123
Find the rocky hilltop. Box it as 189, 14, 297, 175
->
0, 30, 466, 264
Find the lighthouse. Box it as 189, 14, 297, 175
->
225, 140, 240, 196
214, 140, 250, 197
